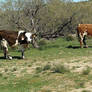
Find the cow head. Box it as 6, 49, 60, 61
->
25, 32, 32, 43
25, 33, 39, 48
31, 33, 39, 48
18, 31, 32, 44
18, 31, 39, 48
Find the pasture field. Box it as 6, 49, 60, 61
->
0, 38, 92, 92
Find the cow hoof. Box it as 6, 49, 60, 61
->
84, 46, 88, 48
85, 46, 88, 48
80, 46, 83, 48
21, 56, 25, 59
4, 56, 8, 59
8, 56, 12, 60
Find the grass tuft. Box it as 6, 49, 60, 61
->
43, 64, 51, 71
4, 68, 8, 72
52, 64, 70, 74
36, 67, 43, 73
82, 67, 91, 75
0, 73, 3, 77
65, 35, 75, 41
11, 67, 17, 72
82, 90, 91, 92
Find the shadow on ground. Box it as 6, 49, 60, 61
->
0, 56, 22, 60
66, 45, 80, 49
67, 45, 92, 49
38, 45, 60, 50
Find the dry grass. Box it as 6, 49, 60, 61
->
0, 38, 92, 92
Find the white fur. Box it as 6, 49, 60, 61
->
8, 56, 12, 60
13, 40, 19, 47
1, 39, 8, 50
18, 30, 25, 36
18, 30, 32, 43
25, 32, 32, 42
83, 31, 87, 36
79, 33, 83, 41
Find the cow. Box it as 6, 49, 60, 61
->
0, 30, 38, 60
77, 24, 92, 48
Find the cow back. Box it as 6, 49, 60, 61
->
0, 30, 18, 46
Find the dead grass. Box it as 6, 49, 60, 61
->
0, 38, 92, 92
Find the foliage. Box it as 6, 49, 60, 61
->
52, 64, 70, 74
38, 38, 48, 46
43, 64, 51, 71
65, 35, 75, 41
82, 67, 91, 75
82, 90, 91, 92
0, 0, 92, 38
36, 67, 43, 73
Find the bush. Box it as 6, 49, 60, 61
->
4, 68, 8, 72
11, 67, 17, 72
38, 38, 48, 46
36, 67, 43, 73
82, 67, 91, 75
79, 82, 85, 88
43, 64, 51, 71
0, 73, 3, 77
66, 35, 75, 41
82, 90, 91, 92
75, 81, 85, 89
52, 64, 70, 74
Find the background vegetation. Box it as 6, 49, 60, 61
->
0, 0, 92, 92
0, 0, 92, 38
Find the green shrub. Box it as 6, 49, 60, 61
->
4, 68, 8, 72
43, 64, 51, 71
36, 67, 43, 73
79, 82, 85, 88
82, 67, 91, 75
0, 73, 3, 77
38, 38, 48, 46
52, 64, 70, 74
66, 35, 75, 41
75, 81, 85, 89
28, 64, 32, 67
82, 90, 91, 92
41, 89, 52, 92
11, 67, 17, 72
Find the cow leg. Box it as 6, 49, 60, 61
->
3, 47, 12, 60
1, 39, 12, 60
21, 49, 25, 59
3, 47, 8, 59
79, 40, 83, 48
1, 39, 8, 59
19, 45, 25, 59
79, 33, 83, 48
83, 36, 88, 48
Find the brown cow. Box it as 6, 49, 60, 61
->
77, 24, 92, 48
0, 30, 38, 60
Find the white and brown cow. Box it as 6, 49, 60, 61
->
0, 30, 38, 60
77, 24, 92, 48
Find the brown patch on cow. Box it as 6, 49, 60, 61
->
0, 30, 18, 46
31, 34, 36, 39
18, 32, 28, 44
77, 24, 92, 36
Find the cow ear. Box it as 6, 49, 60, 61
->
32, 34, 36, 38
21, 37, 25, 40
18, 33, 25, 41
